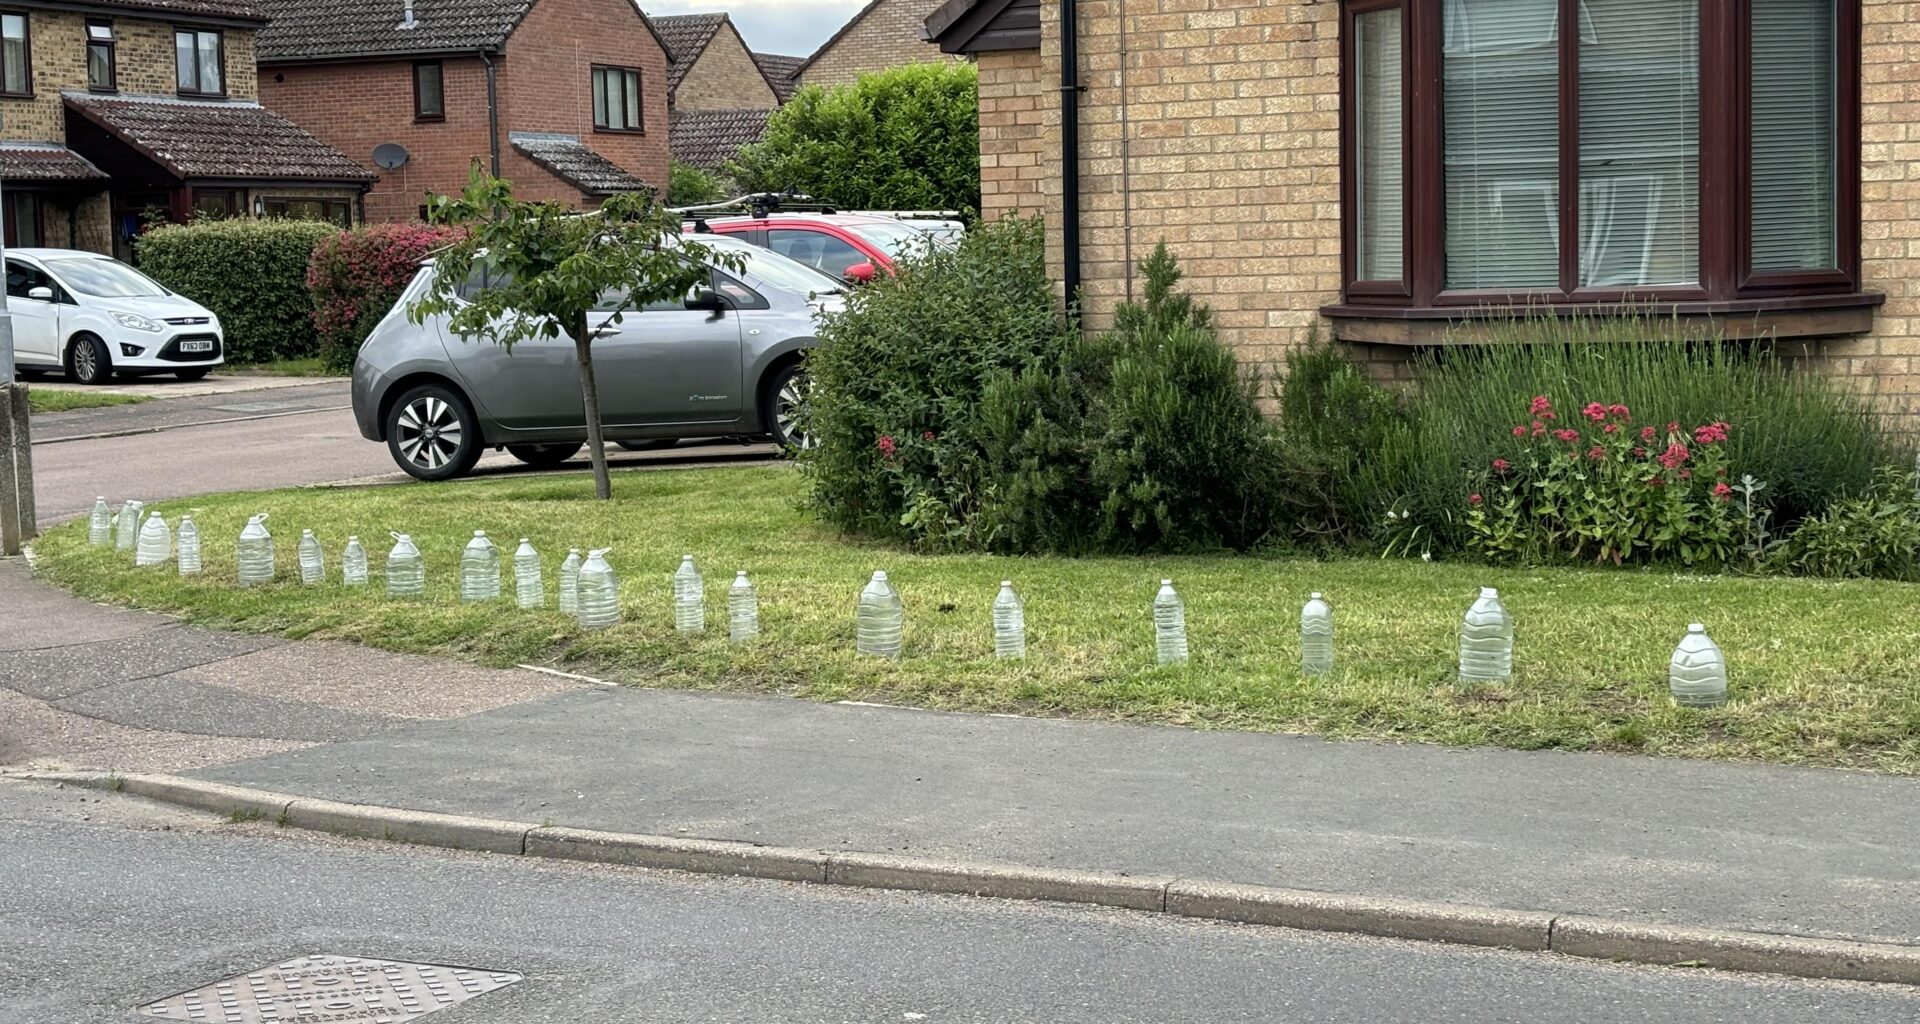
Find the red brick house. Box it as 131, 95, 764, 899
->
0, 0, 372, 257
255, 0, 673, 222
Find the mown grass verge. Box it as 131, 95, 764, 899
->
27, 389, 149, 413
30, 466, 1920, 773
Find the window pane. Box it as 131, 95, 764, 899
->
88, 44, 111, 89
416, 63, 442, 116
1751, 0, 1834, 271
175, 31, 195, 91
14, 194, 39, 248
624, 71, 640, 130
3, 16, 26, 94
592, 69, 607, 127
197, 32, 221, 93
1442, 0, 1560, 290
1354, 7, 1403, 282
1578, 0, 1699, 287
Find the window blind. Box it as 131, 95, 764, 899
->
1751, 0, 1834, 271
1578, 0, 1700, 287
1355, 7, 1404, 282
1443, 0, 1560, 290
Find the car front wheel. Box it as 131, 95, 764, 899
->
386, 383, 482, 481
764, 362, 814, 450
65, 334, 112, 385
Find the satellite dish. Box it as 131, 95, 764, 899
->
372, 143, 410, 170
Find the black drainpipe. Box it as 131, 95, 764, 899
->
1059, 0, 1082, 316
479, 48, 502, 177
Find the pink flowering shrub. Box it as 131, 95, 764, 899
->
1467, 395, 1741, 566
308, 223, 463, 374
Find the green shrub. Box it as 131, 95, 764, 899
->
1274, 339, 1414, 545
667, 160, 726, 207
307, 223, 461, 374
137, 218, 338, 364
1390, 321, 1900, 549
730, 62, 980, 212
1770, 467, 1920, 580
804, 216, 1072, 545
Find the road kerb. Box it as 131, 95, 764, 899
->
527, 826, 827, 883
16, 769, 1919, 987
1166, 879, 1554, 951
827, 851, 1172, 912
1551, 915, 1920, 986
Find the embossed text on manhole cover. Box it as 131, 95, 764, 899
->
135, 953, 522, 1022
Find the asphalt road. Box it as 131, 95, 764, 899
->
2, 781, 1916, 1024
27, 382, 777, 522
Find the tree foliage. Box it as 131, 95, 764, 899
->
729, 62, 980, 213
308, 222, 462, 374
667, 160, 727, 207
409, 166, 735, 498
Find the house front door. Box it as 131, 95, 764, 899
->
110, 192, 170, 264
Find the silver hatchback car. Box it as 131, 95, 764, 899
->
352, 235, 840, 481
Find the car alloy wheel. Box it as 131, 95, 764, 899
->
395, 394, 466, 471
69, 335, 110, 385
774, 370, 815, 449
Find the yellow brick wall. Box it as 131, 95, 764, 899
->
1011, 0, 1920, 424
674, 24, 780, 112
0, 13, 259, 144
799, 0, 959, 89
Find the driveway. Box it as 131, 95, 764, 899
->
26, 379, 778, 523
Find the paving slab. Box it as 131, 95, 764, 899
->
190, 686, 1920, 947
52, 674, 390, 743
0, 558, 173, 652
0, 686, 312, 772
170, 642, 574, 720
0, 627, 279, 702
29, 381, 350, 442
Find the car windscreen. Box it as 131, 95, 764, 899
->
46, 257, 171, 298
844, 220, 939, 261
694, 234, 843, 294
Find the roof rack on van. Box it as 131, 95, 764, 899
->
672, 191, 840, 222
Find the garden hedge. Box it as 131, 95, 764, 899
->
136, 219, 339, 365
308, 223, 461, 374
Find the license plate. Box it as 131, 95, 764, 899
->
180, 339, 214, 353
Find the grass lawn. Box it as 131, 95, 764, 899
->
31, 466, 1920, 773
27, 389, 149, 413
223, 357, 334, 377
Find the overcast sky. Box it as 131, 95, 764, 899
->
645, 0, 871, 57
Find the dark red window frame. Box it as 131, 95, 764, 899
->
1332, 0, 1864, 320
412, 60, 444, 122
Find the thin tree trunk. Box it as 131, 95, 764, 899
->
571, 320, 612, 500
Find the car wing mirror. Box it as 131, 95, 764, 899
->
843, 262, 877, 284
26, 286, 51, 301
686, 288, 728, 315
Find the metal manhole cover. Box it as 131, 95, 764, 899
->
135, 954, 522, 1022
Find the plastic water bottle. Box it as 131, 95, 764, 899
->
1458, 587, 1513, 682
297, 529, 325, 585
236, 513, 274, 586
176, 516, 201, 576
727, 570, 759, 643
855, 570, 903, 659
558, 548, 583, 616
576, 548, 619, 629
342, 536, 368, 586
992, 581, 1025, 659
1154, 579, 1188, 665
460, 530, 500, 602
1669, 624, 1728, 708
115, 501, 143, 551
386, 532, 424, 597
673, 554, 705, 633
134, 512, 172, 567
513, 538, 543, 609
88, 497, 112, 545
1300, 592, 1333, 675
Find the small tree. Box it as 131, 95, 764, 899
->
410, 167, 734, 499
667, 160, 726, 207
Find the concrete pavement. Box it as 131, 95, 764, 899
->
6, 781, 1917, 1024
4, 555, 1916, 957
30, 380, 352, 442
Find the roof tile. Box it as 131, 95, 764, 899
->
65, 94, 375, 181
750, 52, 804, 103
0, 143, 108, 182
654, 13, 726, 93
254, 0, 531, 61
509, 133, 653, 195
668, 109, 772, 171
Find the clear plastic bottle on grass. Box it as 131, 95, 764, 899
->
558, 548, 583, 616
1458, 587, 1513, 683
1669, 624, 1728, 708
386, 532, 424, 597
1154, 580, 1188, 666
514, 538, 544, 609
342, 536, 368, 586
236, 514, 273, 586
992, 581, 1025, 659
176, 517, 201, 576
88, 497, 112, 546
1300, 592, 1333, 675
577, 549, 619, 629
727, 570, 759, 643
297, 529, 325, 585
134, 512, 172, 567
673, 555, 705, 633
460, 530, 500, 602
855, 570, 903, 659
115, 501, 143, 551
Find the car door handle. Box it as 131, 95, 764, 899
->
591, 326, 622, 338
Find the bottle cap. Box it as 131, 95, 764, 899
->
1002, 580, 1013, 587
1161, 579, 1173, 586
1480, 587, 1498, 598
475, 529, 487, 537
1310, 592, 1322, 600
737, 570, 749, 578
1688, 623, 1705, 633
683, 554, 694, 561
873, 570, 888, 580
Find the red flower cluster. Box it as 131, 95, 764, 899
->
1469, 493, 1484, 506
1530, 395, 1553, 416
876, 435, 897, 460
1492, 458, 1511, 472
1656, 443, 1691, 470
1693, 421, 1731, 445
1553, 428, 1580, 443
1640, 425, 1658, 441
1588, 445, 1608, 461
922, 431, 937, 442
1713, 481, 1734, 500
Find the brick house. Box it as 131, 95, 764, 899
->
931, 0, 1920, 429
794, 0, 958, 90
255, 0, 673, 223
657, 12, 783, 173
0, 0, 371, 258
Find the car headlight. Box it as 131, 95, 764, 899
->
111, 311, 163, 332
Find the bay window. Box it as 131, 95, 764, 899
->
1334, 0, 1865, 328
